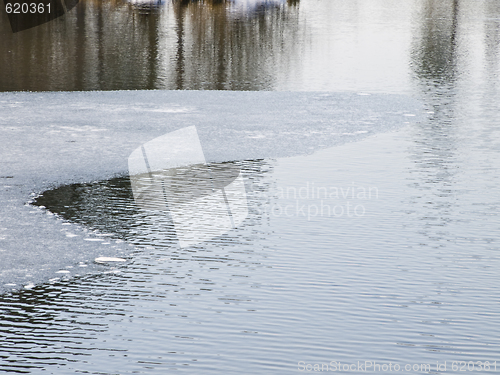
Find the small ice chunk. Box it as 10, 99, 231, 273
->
56, 270, 70, 274
94, 257, 127, 264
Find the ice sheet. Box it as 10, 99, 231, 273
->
0, 90, 423, 292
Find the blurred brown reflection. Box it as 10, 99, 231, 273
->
167, 0, 300, 90
149, 0, 301, 90
0, 0, 300, 91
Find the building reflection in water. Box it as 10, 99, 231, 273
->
0, 0, 301, 91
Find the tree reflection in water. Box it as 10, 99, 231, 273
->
0, 0, 301, 91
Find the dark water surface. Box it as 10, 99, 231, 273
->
2, 0, 500, 374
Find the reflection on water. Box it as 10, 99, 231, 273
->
411, 0, 460, 87
2, 0, 500, 93
32, 159, 270, 248
409, 0, 461, 234
0, 0, 301, 91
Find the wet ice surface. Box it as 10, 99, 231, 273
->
0, 90, 422, 293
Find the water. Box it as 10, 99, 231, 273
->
4, 127, 500, 374
2, 0, 481, 93
2, 0, 500, 373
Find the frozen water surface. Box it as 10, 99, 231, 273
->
0, 90, 422, 293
